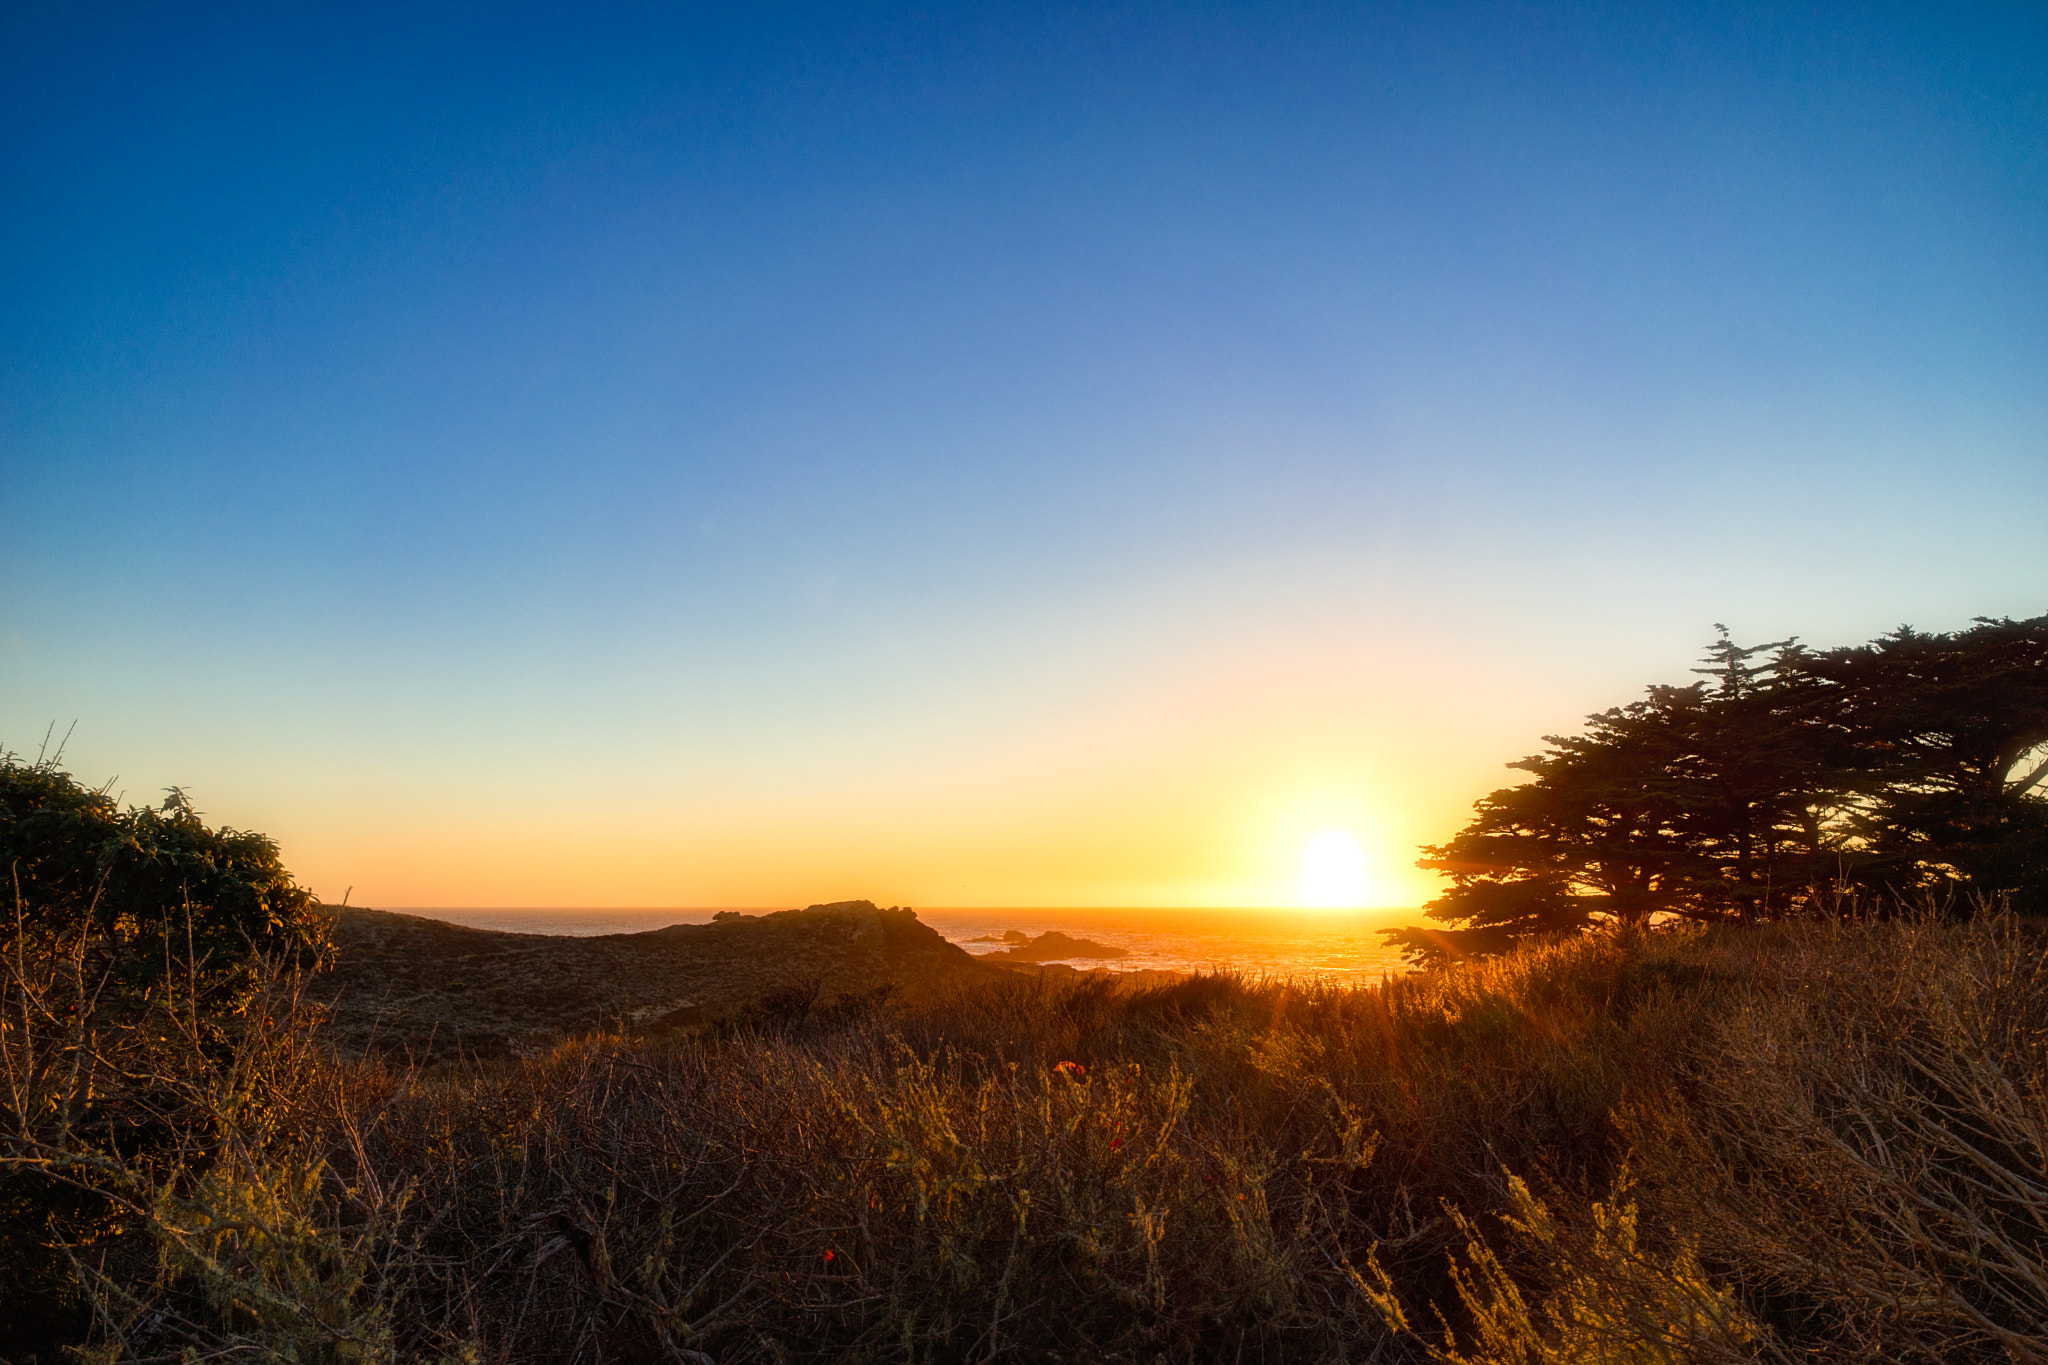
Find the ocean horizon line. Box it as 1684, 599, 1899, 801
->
374, 904, 1425, 915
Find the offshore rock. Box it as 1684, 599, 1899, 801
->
978, 929, 1130, 962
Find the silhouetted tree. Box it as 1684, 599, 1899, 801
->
1776, 616, 2048, 909
1386, 615, 2048, 964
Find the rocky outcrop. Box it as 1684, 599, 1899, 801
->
977, 929, 1129, 962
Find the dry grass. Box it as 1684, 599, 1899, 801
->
1624, 913, 2048, 1362
5, 906, 2045, 1363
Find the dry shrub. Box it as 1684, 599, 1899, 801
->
0, 905, 443, 1363
321, 1000, 1407, 1360
1430, 1171, 1758, 1365
290, 936, 1724, 1361
1625, 911, 2048, 1362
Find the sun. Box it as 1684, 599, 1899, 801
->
1297, 828, 1371, 908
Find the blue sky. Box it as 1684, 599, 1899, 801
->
3, 2, 2043, 906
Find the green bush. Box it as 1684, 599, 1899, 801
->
1, 752, 326, 1362
1, 752, 321, 987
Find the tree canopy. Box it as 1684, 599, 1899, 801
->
1385, 615, 2048, 965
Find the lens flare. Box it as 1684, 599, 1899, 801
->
1297, 828, 1370, 907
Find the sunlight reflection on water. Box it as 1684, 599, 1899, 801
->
395, 906, 1421, 984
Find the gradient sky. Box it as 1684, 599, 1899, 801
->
3, 2, 2044, 909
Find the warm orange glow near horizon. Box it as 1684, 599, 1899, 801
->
274, 762, 1451, 911
50, 575, 1604, 914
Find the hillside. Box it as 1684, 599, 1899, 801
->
320, 899, 1004, 1057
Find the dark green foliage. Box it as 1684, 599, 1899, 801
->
1, 751, 323, 991
1388, 615, 2048, 964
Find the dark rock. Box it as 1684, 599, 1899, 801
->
979, 929, 1129, 962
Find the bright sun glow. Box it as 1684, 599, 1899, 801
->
1296, 828, 1371, 907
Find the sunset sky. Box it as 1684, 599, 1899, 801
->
4, 2, 2044, 910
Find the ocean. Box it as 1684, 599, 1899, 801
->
387, 906, 1422, 985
